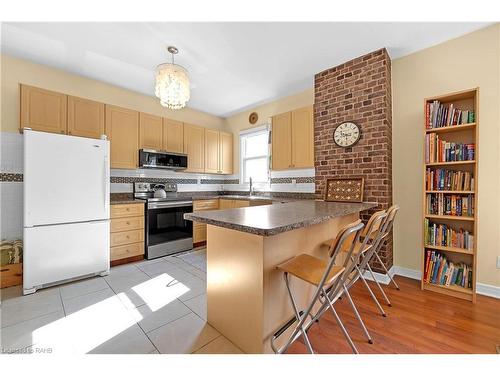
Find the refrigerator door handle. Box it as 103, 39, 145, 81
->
104, 156, 110, 211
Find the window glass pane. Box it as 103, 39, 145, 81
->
244, 132, 268, 158
244, 157, 268, 183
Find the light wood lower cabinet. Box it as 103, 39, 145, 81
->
110, 203, 145, 264
193, 198, 272, 244
193, 199, 219, 243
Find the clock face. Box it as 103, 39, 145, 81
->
333, 122, 361, 147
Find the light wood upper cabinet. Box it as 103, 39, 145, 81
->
67, 96, 105, 139
105, 105, 139, 169
220, 131, 233, 174
291, 106, 314, 168
20, 84, 67, 134
272, 106, 314, 170
183, 123, 205, 173
139, 113, 163, 150
163, 119, 184, 153
271, 111, 292, 170
205, 129, 220, 174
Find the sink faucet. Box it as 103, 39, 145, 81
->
249, 177, 253, 196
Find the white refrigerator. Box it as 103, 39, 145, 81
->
23, 129, 110, 295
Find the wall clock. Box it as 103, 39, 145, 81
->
333, 121, 361, 147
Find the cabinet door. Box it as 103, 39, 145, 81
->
20, 84, 67, 134
271, 112, 292, 170
139, 112, 163, 150
105, 105, 139, 169
219, 131, 233, 174
183, 123, 205, 173
219, 199, 234, 210
205, 129, 220, 174
163, 119, 184, 153
67, 96, 105, 139
291, 106, 314, 168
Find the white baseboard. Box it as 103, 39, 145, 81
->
364, 266, 500, 299
476, 283, 500, 299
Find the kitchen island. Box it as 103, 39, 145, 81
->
184, 200, 377, 353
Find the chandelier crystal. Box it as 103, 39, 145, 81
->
155, 46, 190, 110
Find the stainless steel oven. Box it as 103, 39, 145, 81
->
134, 182, 193, 259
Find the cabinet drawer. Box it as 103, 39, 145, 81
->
111, 203, 144, 218
110, 242, 144, 262
193, 199, 219, 211
193, 223, 207, 243
110, 229, 144, 247
111, 216, 144, 233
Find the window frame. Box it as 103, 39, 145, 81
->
239, 125, 270, 184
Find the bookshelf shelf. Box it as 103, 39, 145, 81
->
422, 88, 478, 303
425, 123, 476, 134
425, 190, 474, 194
425, 214, 475, 222
425, 160, 475, 167
424, 245, 474, 255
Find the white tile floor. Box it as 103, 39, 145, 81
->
0, 248, 243, 354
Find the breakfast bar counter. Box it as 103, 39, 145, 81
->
184, 200, 377, 353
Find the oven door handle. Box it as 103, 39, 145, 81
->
148, 201, 193, 209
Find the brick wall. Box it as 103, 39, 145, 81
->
314, 48, 393, 271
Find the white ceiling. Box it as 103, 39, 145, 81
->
1, 22, 491, 117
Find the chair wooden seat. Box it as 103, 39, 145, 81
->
323, 239, 372, 255
277, 254, 345, 286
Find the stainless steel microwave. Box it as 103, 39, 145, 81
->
139, 149, 188, 170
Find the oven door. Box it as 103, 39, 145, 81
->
146, 201, 193, 259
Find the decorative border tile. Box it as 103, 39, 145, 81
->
110, 176, 198, 184
270, 177, 315, 184
0, 173, 23, 182
200, 179, 239, 185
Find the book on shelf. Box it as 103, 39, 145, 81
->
426, 193, 474, 217
424, 218, 474, 251
425, 168, 474, 191
425, 133, 475, 163
426, 100, 475, 129
424, 250, 473, 288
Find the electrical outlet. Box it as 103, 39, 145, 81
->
497, 256, 500, 269
291, 179, 297, 186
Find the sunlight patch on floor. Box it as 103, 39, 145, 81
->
31, 294, 139, 354
132, 273, 190, 312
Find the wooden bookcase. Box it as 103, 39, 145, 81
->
421, 88, 479, 303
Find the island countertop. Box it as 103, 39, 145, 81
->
184, 200, 377, 236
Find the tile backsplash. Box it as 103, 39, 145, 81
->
0, 131, 314, 240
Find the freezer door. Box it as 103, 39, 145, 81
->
24, 130, 110, 227
23, 220, 110, 292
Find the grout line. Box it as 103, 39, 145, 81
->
58, 288, 67, 317
190, 333, 221, 354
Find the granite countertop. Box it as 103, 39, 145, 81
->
110, 194, 145, 205
184, 200, 378, 236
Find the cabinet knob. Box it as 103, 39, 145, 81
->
126, 235, 130, 239
126, 221, 130, 225
68, 131, 72, 135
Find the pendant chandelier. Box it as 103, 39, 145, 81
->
155, 46, 190, 110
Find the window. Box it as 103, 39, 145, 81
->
240, 126, 270, 183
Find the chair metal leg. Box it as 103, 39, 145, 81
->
284, 273, 315, 354
342, 283, 373, 344
366, 262, 392, 307
322, 288, 359, 354
374, 251, 400, 290
355, 264, 387, 317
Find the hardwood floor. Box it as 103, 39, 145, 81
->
286, 276, 500, 354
